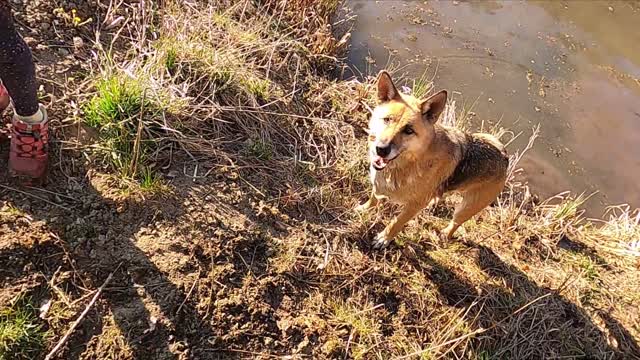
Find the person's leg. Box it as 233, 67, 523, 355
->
0, 2, 39, 116
0, 2, 48, 181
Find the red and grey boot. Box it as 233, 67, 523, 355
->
9, 105, 49, 183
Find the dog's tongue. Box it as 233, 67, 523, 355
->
373, 156, 388, 169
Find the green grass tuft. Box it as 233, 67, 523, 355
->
84, 74, 156, 179
573, 254, 600, 282
412, 68, 433, 99
165, 47, 177, 73
329, 300, 382, 359
0, 298, 50, 360
239, 76, 271, 99
139, 166, 165, 192
211, 11, 231, 28
243, 138, 274, 161
85, 75, 147, 129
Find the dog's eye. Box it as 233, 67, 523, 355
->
383, 117, 391, 124
403, 125, 415, 135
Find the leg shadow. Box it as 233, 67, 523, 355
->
471, 243, 639, 359
0, 169, 219, 359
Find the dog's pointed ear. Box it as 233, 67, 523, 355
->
376, 70, 400, 102
420, 90, 447, 124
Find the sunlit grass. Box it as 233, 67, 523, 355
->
0, 298, 50, 360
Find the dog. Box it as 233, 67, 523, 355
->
357, 71, 509, 248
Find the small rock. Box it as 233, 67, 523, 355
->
73, 36, 84, 51
58, 48, 70, 56
274, 221, 287, 232
143, 316, 158, 334
166, 170, 179, 178
39, 299, 52, 319
23, 36, 37, 46
608, 6, 614, 12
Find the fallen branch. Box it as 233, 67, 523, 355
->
0, 184, 71, 211
176, 270, 200, 315
45, 267, 118, 360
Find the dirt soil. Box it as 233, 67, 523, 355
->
1, 1, 639, 360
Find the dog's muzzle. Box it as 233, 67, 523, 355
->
372, 156, 388, 171
370, 142, 398, 171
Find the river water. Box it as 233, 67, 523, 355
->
345, 0, 640, 217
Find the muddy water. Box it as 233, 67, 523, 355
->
345, 0, 640, 217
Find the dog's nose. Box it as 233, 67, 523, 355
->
376, 145, 391, 157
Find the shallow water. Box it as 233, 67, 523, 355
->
345, 0, 640, 217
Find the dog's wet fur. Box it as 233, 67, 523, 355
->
357, 71, 509, 248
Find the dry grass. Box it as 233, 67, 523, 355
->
78, 0, 357, 189
1, 0, 639, 359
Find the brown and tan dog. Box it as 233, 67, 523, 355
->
357, 71, 509, 248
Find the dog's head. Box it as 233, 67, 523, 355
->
367, 70, 447, 171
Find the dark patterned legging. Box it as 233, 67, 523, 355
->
0, 1, 39, 116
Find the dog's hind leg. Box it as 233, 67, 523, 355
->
441, 179, 504, 239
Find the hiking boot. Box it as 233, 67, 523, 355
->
9, 105, 49, 182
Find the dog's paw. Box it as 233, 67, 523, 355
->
372, 231, 392, 249
437, 227, 459, 242
438, 222, 456, 241
437, 230, 450, 242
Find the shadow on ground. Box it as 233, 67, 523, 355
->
1, 117, 324, 359
399, 238, 640, 359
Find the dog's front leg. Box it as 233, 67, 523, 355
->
355, 190, 379, 212
426, 196, 441, 211
373, 202, 423, 249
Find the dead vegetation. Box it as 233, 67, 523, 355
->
0, 0, 639, 359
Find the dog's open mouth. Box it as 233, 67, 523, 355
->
372, 155, 391, 171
